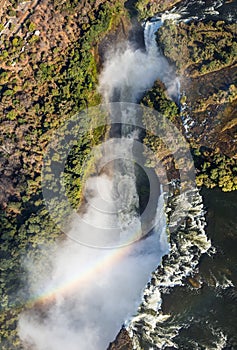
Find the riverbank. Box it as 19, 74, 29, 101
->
156, 18, 237, 192
160, 187, 237, 348
1, 0, 236, 348
0, 1, 132, 348
108, 1, 237, 348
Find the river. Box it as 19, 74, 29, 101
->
18, 1, 237, 349
124, 1, 237, 349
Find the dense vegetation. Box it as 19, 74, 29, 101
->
0, 0, 126, 348
140, 79, 237, 193
157, 20, 237, 75
193, 147, 237, 192
141, 80, 179, 122
134, 0, 181, 19
139, 79, 181, 183
155, 19, 237, 192
1, 0, 237, 348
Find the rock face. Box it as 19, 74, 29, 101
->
98, 16, 131, 66
157, 19, 237, 157
107, 327, 133, 350
155, 18, 237, 191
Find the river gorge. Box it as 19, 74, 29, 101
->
1, 0, 236, 349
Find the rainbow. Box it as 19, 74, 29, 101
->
28, 242, 134, 307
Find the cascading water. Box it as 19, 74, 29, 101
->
18, 15, 173, 350
98, 15, 182, 239
126, 189, 211, 349
95, 16, 211, 350
98, 18, 176, 241
116, 3, 235, 348
143, 17, 181, 103
18, 1, 234, 348
124, 7, 231, 350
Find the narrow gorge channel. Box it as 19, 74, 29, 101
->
18, 1, 237, 349
18, 16, 174, 350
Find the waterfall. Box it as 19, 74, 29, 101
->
127, 188, 211, 349
97, 17, 181, 242
143, 17, 181, 102
17, 1, 235, 348
143, 20, 163, 55
98, 17, 180, 104
124, 15, 211, 350
18, 19, 171, 350
98, 19, 169, 243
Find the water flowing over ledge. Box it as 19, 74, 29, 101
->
19, 1, 233, 347
18, 12, 180, 350
126, 188, 211, 349
122, 1, 236, 346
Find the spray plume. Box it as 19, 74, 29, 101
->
18, 20, 173, 350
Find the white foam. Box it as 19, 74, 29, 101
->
127, 189, 211, 349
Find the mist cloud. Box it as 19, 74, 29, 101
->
99, 38, 179, 103
18, 22, 173, 350
18, 176, 167, 350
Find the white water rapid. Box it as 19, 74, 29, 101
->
18, 17, 172, 350
14, 1, 237, 348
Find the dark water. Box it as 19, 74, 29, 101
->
161, 188, 237, 349
155, 1, 237, 347
171, 0, 237, 22
126, 1, 237, 348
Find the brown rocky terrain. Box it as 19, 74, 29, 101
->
108, 328, 133, 350
157, 19, 237, 156
0, 1, 133, 348
1, 0, 236, 348
181, 67, 237, 158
